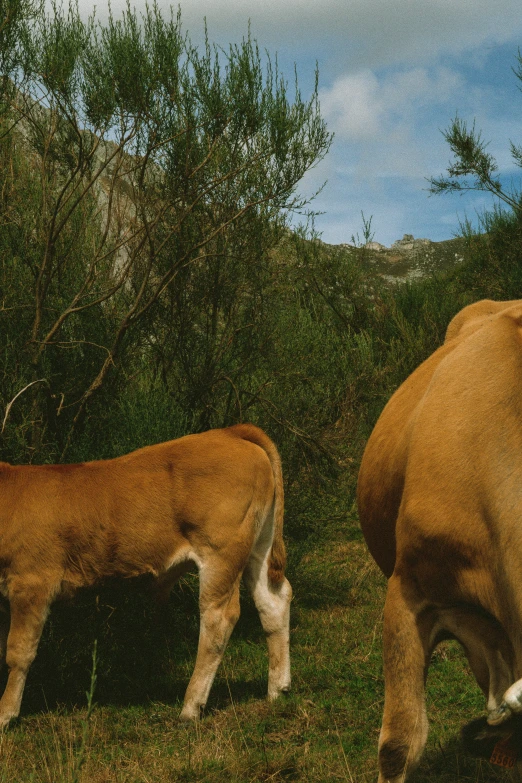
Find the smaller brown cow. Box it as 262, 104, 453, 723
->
358, 299, 522, 782
0, 424, 292, 727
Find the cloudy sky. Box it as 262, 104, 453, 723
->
74, 0, 522, 246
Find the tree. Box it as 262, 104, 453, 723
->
0, 0, 332, 461
429, 54, 522, 213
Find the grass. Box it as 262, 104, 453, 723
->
0, 501, 517, 783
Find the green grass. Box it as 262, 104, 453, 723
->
0, 505, 516, 783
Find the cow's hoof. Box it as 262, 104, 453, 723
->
268, 685, 291, 702
0, 715, 14, 731
179, 705, 202, 722
488, 703, 513, 726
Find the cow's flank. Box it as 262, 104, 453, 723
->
358, 299, 522, 782
0, 424, 292, 727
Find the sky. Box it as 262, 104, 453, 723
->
72, 0, 522, 246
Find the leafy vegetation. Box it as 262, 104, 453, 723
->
0, 0, 332, 461
2, 1, 522, 781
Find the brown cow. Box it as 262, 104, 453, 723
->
357, 299, 522, 782
0, 423, 292, 727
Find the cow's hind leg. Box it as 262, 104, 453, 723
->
0, 580, 53, 728
243, 521, 292, 701
180, 559, 242, 721
378, 573, 436, 783
438, 608, 513, 715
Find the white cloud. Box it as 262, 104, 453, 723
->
69, 0, 522, 72
170, 0, 521, 57
320, 67, 464, 143
314, 65, 467, 195
319, 71, 382, 140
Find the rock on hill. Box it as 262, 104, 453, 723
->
338, 233, 467, 283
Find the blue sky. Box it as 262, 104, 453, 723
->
74, 0, 522, 246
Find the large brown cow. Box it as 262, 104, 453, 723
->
0, 424, 292, 727
357, 299, 522, 782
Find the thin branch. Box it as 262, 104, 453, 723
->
2, 379, 48, 434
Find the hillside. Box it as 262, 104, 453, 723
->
335, 233, 468, 282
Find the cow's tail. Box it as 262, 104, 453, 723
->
229, 424, 286, 585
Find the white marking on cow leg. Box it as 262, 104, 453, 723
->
180, 571, 241, 721
477, 648, 512, 714
244, 534, 292, 701
489, 678, 522, 725
263, 577, 292, 700
0, 585, 51, 728
483, 649, 513, 713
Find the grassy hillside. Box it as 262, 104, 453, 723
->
341, 235, 468, 282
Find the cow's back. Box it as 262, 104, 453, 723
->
0, 427, 275, 587
445, 298, 522, 343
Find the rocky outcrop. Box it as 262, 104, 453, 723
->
390, 234, 432, 251
363, 241, 387, 252
362, 234, 433, 253
347, 234, 467, 284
